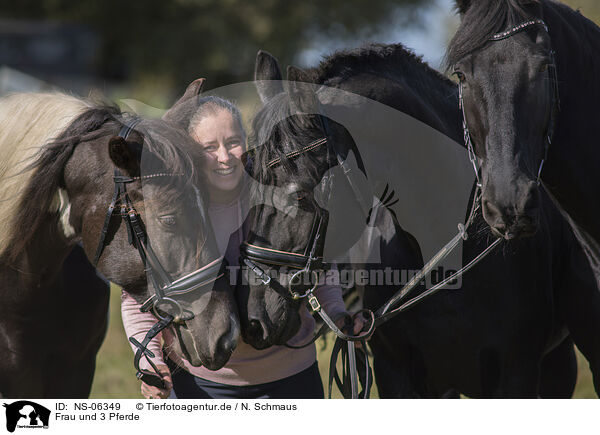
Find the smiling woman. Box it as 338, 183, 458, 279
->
189, 97, 246, 203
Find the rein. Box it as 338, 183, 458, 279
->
93, 119, 223, 388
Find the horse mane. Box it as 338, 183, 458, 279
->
313, 43, 454, 88
2, 94, 122, 260
446, 0, 540, 68
0, 93, 93, 258
2, 93, 201, 261
251, 44, 440, 190
545, 1, 600, 76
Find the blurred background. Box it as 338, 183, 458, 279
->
1, 0, 597, 398
2, 0, 598, 102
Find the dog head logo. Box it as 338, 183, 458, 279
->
3, 401, 50, 432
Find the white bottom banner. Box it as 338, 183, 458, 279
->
0, 399, 597, 434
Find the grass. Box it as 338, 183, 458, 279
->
90, 284, 596, 399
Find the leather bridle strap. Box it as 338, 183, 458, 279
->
267, 137, 327, 168
92, 118, 143, 267
240, 211, 327, 300
241, 242, 315, 270
286, 293, 375, 399
129, 314, 173, 389
318, 112, 370, 218
328, 336, 372, 399
140, 257, 224, 313
93, 176, 122, 266
489, 18, 547, 41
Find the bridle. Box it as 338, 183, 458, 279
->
239, 113, 370, 302
456, 18, 560, 187
241, 96, 373, 299
93, 119, 224, 388
240, 136, 329, 300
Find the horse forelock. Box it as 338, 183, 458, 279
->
0, 92, 91, 258
446, 0, 540, 68
138, 118, 206, 199
250, 92, 327, 191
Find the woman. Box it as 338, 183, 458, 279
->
122, 90, 355, 399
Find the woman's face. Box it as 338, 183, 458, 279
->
191, 109, 245, 199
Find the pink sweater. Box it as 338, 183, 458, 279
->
121, 188, 347, 386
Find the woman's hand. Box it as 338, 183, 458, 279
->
141, 365, 173, 399
334, 312, 367, 349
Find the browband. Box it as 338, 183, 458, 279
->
240, 242, 321, 270
267, 137, 327, 168
490, 19, 547, 41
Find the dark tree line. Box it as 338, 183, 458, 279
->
0, 0, 431, 93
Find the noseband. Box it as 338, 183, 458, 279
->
93, 119, 224, 388
456, 18, 560, 186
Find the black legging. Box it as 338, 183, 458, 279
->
166, 360, 324, 399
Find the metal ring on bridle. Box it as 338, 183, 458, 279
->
288, 269, 319, 299
153, 297, 189, 322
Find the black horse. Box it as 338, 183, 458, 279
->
447, 0, 600, 247
0, 92, 238, 398
448, 0, 600, 395
244, 45, 600, 397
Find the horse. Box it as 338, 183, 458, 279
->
0, 92, 239, 398
43, 245, 111, 399
447, 0, 600, 395
242, 45, 600, 397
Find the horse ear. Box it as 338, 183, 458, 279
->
173, 78, 205, 107
286, 65, 312, 83
255, 50, 284, 103
108, 136, 142, 177
455, 0, 471, 14
286, 65, 318, 114
162, 78, 205, 124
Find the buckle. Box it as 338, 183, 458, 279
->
308, 294, 321, 312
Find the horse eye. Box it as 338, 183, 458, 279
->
158, 215, 177, 226
454, 70, 466, 82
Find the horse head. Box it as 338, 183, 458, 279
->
239, 51, 367, 349
448, 0, 557, 239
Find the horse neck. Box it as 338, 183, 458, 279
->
549, 4, 600, 126
4, 216, 74, 288
326, 61, 463, 144
394, 68, 463, 144
544, 4, 600, 182
540, 1, 600, 242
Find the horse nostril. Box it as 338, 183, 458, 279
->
219, 314, 240, 354
218, 333, 237, 355
247, 319, 264, 339
482, 199, 502, 221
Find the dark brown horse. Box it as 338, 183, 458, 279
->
0, 92, 238, 398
